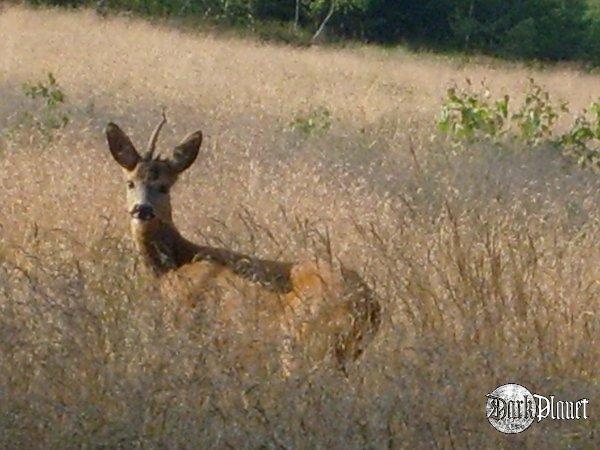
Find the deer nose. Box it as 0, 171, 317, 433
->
131, 204, 155, 221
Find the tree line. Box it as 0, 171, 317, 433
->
23, 0, 600, 63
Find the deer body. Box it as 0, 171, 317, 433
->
106, 116, 380, 372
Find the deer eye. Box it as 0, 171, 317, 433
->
158, 185, 169, 194
127, 181, 134, 189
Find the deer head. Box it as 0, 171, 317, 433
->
105, 113, 202, 228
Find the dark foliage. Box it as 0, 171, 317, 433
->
21, 0, 600, 63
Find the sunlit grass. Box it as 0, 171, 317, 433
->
0, 5, 599, 448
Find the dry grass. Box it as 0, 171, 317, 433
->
1, 5, 599, 449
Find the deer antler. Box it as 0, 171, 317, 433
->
146, 109, 167, 159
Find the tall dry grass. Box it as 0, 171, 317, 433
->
0, 5, 599, 449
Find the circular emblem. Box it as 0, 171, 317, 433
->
486, 383, 535, 434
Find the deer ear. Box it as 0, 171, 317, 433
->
106, 123, 140, 171
170, 130, 202, 173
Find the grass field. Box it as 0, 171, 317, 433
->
1, 5, 599, 448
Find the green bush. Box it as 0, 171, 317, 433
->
437, 80, 509, 144
21, 72, 70, 135
511, 78, 568, 145
436, 77, 600, 171
560, 102, 600, 169
291, 106, 332, 136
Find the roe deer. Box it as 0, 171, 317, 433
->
105, 114, 380, 373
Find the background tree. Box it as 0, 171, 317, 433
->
21, 0, 600, 64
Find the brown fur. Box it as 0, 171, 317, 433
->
106, 119, 380, 372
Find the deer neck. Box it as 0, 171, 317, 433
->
130, 218, 200, 276
130, 218, 295, 293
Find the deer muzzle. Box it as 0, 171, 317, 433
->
131, 204, 155, 221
